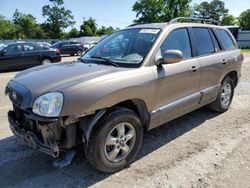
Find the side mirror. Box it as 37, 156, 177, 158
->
156, 50, 183, 66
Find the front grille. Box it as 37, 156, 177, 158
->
6, 86, 23, 107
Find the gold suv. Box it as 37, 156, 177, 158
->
6, 17, 243, 172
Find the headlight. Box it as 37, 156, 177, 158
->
33, 92, 63, 117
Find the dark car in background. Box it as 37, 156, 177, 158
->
0, 42, 61, 72
51, 41, 85, 56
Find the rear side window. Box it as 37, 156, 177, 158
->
161, 28, 192, 59
216, 29, 235, 50
23, 43, 41, 51
192, 28, 215, 56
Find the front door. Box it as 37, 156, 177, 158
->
0, 44, 23, 72
150, 28, 201, 129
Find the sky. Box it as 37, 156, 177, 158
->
0, 0, 249, 31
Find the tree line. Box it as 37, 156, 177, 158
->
0, 0, 250, 40
133, 0, 250, 29
0, 0, 118, 39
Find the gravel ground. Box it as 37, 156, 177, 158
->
0, 55, 249, 188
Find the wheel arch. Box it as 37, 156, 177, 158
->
81, 98, 150, 144
113, 99, 150, 128
222, 71, 238, 88
40, 56, 52, 62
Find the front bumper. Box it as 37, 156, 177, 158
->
8, 111, 59, 157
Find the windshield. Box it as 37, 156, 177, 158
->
51, 41, 63, 48
81, 28, 160, 67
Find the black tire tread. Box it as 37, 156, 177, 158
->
85, 107, 142, 173
208, 76, 234, 113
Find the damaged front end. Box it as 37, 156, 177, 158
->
6, 83, 82, 158
7, 106, 81, 158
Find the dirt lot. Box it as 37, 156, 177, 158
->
0, 55, 250, 188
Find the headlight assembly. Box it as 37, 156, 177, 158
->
33, 92, 63, 117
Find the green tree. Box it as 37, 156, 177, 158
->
42, 0, 75, 38
238, 9, 250, 30
221, 14, 237, 26
13, 9, 42, 39
97, 26, 116, 36
194, 0, 228, 22
80, 18, 97, 36
0, 15, 16, 39
67, 28, 79, 38
133, 0, 191, 23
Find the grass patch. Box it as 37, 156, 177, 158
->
240, 48, 250, 53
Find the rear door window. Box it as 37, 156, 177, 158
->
216, 29, 236, 50
192, 28, 215, 56
23, 43, 42, 51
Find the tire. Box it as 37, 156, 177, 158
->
41, 58, 51, 65
208, 76, 234, 113
70, 53, 75, 56
76, 49, 83, 56
85, 107, 143, 173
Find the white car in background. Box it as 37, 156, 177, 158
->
37, 42, 52, 48
83, 41, 98, 50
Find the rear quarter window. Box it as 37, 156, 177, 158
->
216, 29, 236, 50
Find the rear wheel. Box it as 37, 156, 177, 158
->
208, 76, 234, 112
76, 49, 83, 56
85, 108, 143, 173
41, 58, 51, 65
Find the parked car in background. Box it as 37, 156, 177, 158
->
51, 41, 85, 56
0, 42, 61, 72
83, 41, 98, 50
37, 42, 52, 48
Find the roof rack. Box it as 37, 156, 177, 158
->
127, 23, 147, 27
169, 17, 219, 25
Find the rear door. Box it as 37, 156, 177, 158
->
150, 27, 201, 128
22, 43, 41, 68
59, 41, 69, 54
68, 41, 77, 54
191, 27, 237, 104
0, 44, 23, 71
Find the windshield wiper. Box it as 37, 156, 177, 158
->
90, 56, 119, 67
78, 58, 88, 64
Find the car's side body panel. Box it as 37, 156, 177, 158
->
61, 66, 157, 116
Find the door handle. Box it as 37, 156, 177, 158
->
190, 66, 199, 72
221, 59, 228, 65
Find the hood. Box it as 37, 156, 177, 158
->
12, 61, 120, 99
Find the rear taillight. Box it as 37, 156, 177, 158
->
56, 49, 60, 55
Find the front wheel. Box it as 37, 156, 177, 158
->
85, 108, 143, 173
208, 76, 234, 112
